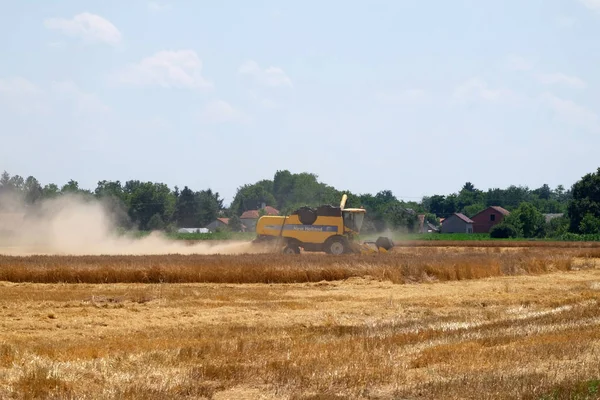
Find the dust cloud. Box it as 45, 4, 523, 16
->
0, 193, 265, 256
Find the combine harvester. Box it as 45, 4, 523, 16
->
253, 194, 394, 254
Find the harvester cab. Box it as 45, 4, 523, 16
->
253, 194, 394, 255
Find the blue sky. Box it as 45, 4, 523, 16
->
1, 1, 599, 205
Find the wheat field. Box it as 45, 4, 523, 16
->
1, 245, 600, 399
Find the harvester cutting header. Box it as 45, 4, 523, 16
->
253, 194, 394, 254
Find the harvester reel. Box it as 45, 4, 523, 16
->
375, 236, 394, 251
297, 207, 318, 225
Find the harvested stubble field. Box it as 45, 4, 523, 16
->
1, 245, 600, 399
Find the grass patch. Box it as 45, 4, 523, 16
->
539, 379, 600, 400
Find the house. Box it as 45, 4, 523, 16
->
177, 228, 210, 234
417, 214, 439, 233
441, 213, 474, 233
471, 206, 510, 233
204, 218, 247, 232
544, 213, 564, 223
240, 206, 279, 231
204, 218, 230, 232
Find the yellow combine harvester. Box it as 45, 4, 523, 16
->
253, 194, 394, 254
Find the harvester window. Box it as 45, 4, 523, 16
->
343, 212, 365, 232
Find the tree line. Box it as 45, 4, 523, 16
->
1, 168, 599, 238
0, 172, 223, 231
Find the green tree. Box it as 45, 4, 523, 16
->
124, 181, 176, 230
61, 179, 80, 193
533, 184, 552, 200
423, 195, 446, 216
8, 175, 24, 192
504, 202, 545, 238
230, 180, 276, 216
0, 171, 10, 188
457, 182, 484, 212
60, 179, 92, 196
147, 213, 165, 231
273, 170, 295, 209
95, 180, 124, 199
95, 180, 129, 228
174, 186, 199, 227
42, 183, 60, 198
579, 214, 600, 234
490, 223, 518, 239
24, 176, 43, 204
463, 203, 485, 218
228, 215, 243, 232
545, 215, 569, 238
568, 168, 600, 234
197, 189, 222, 227
462, 182, 476, 192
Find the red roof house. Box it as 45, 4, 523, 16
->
471, 206, 510, 233
240, 206, 279, 231
240, 206, 279, 219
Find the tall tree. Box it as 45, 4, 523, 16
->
24, 176, 43, 204
95, 180, 129, 228
61, 180, 81, 194
568, 168, 600, 234
505, 202, 546, 238
8, 175, 24, 192
174, 186, 199, 227
197, 189, 222, 227
273, 170, 295, 209
230, 180, 276, 216
124, 180, 176, 230
42, 184, 60, 198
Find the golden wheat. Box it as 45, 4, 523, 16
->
1, 246, 600, 399
0, 246, 592, 285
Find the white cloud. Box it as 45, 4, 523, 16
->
148, 1, 172, 12
0, 77, 48, 115
51, 81, 110, 115
198, 100, 247, 124
453, 78, 514, 103
116, 50, 212, 89
579, 0, 600, 11
238, 60, 293, 88
536, 73, 586, 88
44, 12, 121, 46
541, 92, 599, 131
506, 54, 534, 71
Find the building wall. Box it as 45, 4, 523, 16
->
204, 220, 227, 232
472, 208, 506, 233
441, 215, 473, 233
241, 218, 258, 231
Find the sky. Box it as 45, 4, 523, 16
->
1, 0, 599, 205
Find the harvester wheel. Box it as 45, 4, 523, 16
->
282, 245, 300, 254
325, 237, 347, 255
